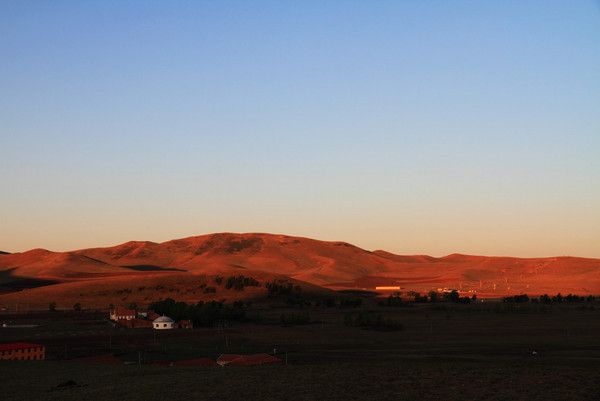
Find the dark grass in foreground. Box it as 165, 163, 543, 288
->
2, 359, 599, 401
1, 302, 600, 400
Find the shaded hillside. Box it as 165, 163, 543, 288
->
0, 248, 146, 280
0, 271, 333, 309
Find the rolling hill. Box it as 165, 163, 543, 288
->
1, 232, 599, 308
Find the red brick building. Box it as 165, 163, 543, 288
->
0, 342, 45, 360
117, 318, 153, 329
110, 307, 137, 321
147, 311, 161, 321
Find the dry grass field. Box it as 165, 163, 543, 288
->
1, 301, 600, 400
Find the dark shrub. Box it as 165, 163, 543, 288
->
344, 311, 403, 331
224, 275, 260, 291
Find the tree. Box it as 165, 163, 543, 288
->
444, 290, 460, 303
539, 294, 551, 304
48, 302, 57, 312
127, 302, 138, 310
73, 303, 82, 311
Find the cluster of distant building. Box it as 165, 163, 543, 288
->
109, 307, 192, 330
0, 307, 282, 365
0, 342, 45, 361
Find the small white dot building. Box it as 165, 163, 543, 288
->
153, 316, 175, 330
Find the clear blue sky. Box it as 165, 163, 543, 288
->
1, 1, 599, 256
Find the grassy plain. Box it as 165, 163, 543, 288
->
1, 301, 600, 400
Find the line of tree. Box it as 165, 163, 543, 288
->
379, 290, 476, 306
264, 279, 312, 307
265, 280, 302, 297
538, 294, 595, 304
224, 275, 260, 290
502, 294, 530, 303
501, 293, 597, 304
149, 298, 246, 327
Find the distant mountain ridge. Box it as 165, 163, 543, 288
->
1, 233, 599, 307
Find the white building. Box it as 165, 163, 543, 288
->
153, 316, 175, 330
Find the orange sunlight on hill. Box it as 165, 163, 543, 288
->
1, 233, 599, 308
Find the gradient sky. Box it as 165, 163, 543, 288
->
1, 1, 599, 257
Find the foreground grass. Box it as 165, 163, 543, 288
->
2, 358, 599, 401
1, 302, 600, 400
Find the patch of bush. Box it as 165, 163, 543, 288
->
266, 280, 299, 297
344, 312, 403, 331
224, 275, 260, 291
380, 294, 410, 307
149, 298, 246, 327
503, 294, 530, 303
539, 293, 593, 304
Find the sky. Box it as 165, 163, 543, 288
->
1, 1, 599, 257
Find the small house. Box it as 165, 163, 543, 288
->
153, 316, 175, 330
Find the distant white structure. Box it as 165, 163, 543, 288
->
375, 286, 401, 291
153, 316, 175, 330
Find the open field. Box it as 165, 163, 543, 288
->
2, 301, 600, 400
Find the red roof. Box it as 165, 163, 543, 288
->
175, 358, 216, 367
151, 358, 217, 367
217, 353, 280, 366
112, 307, 136, 316
0, 342, 44, 351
